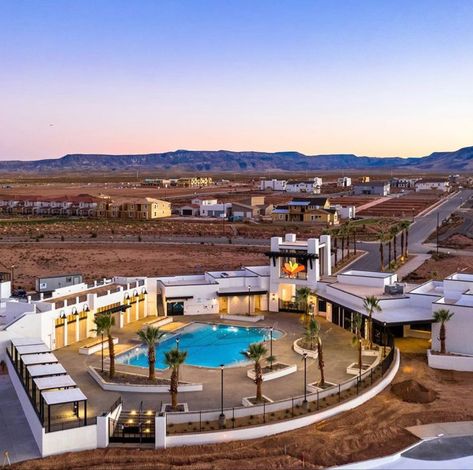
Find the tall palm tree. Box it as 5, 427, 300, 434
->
351, 313, 363, 375
433, 309, 454, 354
377, 230, 386, 271
305, 317, 326, 387
399, 220, 411, 258
244, 343, 273, 403
390, 224, 399, 264
164, 347, 188, 410
93, 314, 116, 378
137, 326, 166, 381
363, 295, 382, 349
332, 228, 339, 266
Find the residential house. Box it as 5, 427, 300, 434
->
286, 177, 323, 194
337, 177, 352, 187
272, 197, 338, 225
415, 179, 451, 192
353, 181, 390, 196
231, 196, 273, 221
259, 179, 287, 191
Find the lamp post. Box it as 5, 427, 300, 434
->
247, 286, 251, 316
219, 364, 226, 428
303, 353, 308, 408
269, 326, 274, 370
383, 322, 387, 358
101, 332, 104, 373
176, 337, 180, 352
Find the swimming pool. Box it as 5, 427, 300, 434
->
117, 322, 283, 368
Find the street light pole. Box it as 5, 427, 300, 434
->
303, 353, 308, 407
176, 337, 180, 352
247, 286, 251, 316
270, 326, 274, 370
383, 322, 387, 358
436, 212, 440, 256
219, 364, 226, 428
101, 333, 104, 373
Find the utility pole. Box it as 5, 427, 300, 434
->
436, 212, 440, 255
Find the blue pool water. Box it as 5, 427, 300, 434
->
117, 322, 283, 368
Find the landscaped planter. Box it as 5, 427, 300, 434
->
220, 314, 265, 323
427, 349, 473, 371
307, 381, 337, 393
241, 395, 273, 407
246, 363, 297, 382
161, 403, 189, 413
293, 338, 318, 359
88, 366, 203, 393
79, 337, 118, 355
346, 362, 371, 375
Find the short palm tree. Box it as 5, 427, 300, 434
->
244, 343, 274, 403
305, 317, 326, 387
351, 313, 363, 375
137, 326, 166, 381
92, 314, 116, 378
164, 347, 188, 410
363, 295, 382, 349
433, 309, 454, 354
296, 287, 316, 325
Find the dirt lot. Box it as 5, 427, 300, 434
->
14, 352, 473, 470
0, 243, 268, 290
358, 193, 442, 217
403, 253, 473, 283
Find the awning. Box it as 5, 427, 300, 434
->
15, 344, 50, 355
27, 363, 67, 378
166, 296, 193, 301
34, 375, 76, 391
10, 338, 44, 347
42, 388, 87, 406
217, 290, 267, 297
22, 353, 58, 366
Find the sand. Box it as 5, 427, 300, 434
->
13, 352, 473, 469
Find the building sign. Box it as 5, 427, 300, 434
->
281, 260, 306, 279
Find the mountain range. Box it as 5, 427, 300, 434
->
1, 146, 472, 174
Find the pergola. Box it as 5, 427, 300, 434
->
26, 363, 68, 394
32, 374, 76, 408
40, 388, 88, 432
22, 354, 59, 388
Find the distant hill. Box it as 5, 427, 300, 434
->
0, 146, 472, 173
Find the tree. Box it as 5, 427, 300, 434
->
433, 309, 454, 354
390, 224, 399, 264
295, 287, 316, 325
137, 326, 166, 381
244, 343, 274, 403
399, 220, 411, 258
377, 230, 387, 271
363, 295, 382, 349
351, 313, 363, 375
92, 314, 116, 378
164, 347, 188, 410
305, 317, 326, 387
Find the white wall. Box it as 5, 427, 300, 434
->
42, 425, 98, 457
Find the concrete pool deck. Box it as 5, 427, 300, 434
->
54, 313, 362, 416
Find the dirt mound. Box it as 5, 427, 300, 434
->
391, 379, 437, 403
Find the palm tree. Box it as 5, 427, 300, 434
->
244, 343, 273, 403
137, 326, 166, 381
377, 230, 387, 271
399, 220, 411, 258
390, 224, 399, 264
363, 295, 382, 349
332, 228, 339, 266
351, 313, 363, 375
433, 309, 454, 354
92, 314, 116, 378
305, 317, 326, 387
164, 347, 188, 410
295, 287, 316, 323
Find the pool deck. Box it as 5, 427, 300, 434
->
54, 313, 361, 416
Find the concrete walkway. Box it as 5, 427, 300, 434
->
397, 253, 431, 280
54, 313, 358, 416
0, 374, 40, 464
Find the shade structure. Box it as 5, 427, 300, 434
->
21, 353, 58, 366
10, 337, 44, 347
41, 388, 87, 406
27, 363, 67, 378
33, 375, 76, 391
15, 344, 50, 355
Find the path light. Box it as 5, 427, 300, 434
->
247, 286, 251, 316
270, 326, 274, 370
176, 337, 180, 351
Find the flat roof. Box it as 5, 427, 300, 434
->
10, 337, 44, 347
44, 283, 121, 304
33, 375, 76, 391
208, 270, 257, 279
15, 344, 50, 355
22, 353, 58, 366
42, 388, 87, 406
27, 363, 67, 378
158, 275, 216, 287
340, 270, 393, 279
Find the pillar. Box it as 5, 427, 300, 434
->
155, 413, 167, 449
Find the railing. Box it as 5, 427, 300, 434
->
166, 343, 396, 434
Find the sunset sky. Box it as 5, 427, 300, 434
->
1, 0, 472, 160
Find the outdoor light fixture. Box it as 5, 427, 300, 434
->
124, 293, 130, 300
60, 311, 66, 319
72, 307, 78, 316
141, 287, 147, 294
83, 304, 90, 312
133, 290, 138, 297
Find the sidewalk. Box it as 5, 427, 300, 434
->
397, 254, 431, 280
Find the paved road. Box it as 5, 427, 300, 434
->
350, 189, 473, 271
0, 375, 40, 463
